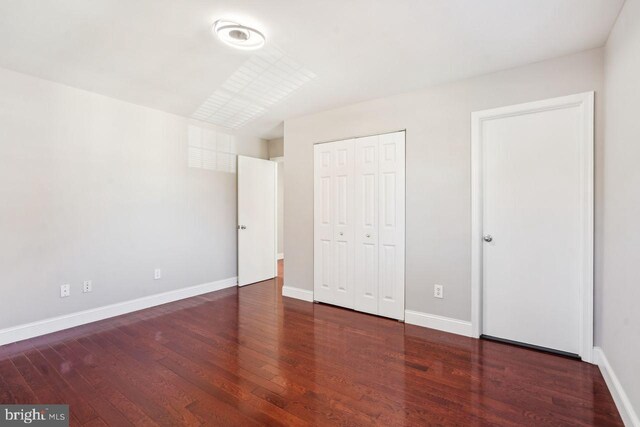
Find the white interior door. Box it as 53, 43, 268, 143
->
313, 143, 334, 303
313, 140, 355, 307
332, 139, 355, 308
377, 132, 405, 320
238, 156, 277, 286
354, 135, 379, 315
315, 131, 405, 320
475, 93, 593, 357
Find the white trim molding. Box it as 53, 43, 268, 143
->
405, 310, 473, 337
471, 92, 595, 363
282, 286, 314, 302
594, 347, 640, 427
0, 277, 238, 346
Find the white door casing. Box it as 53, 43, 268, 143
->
238, 156, 277, 286
471, 92, 594, 361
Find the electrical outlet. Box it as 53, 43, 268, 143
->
434, 284, 444, 299
60, 284, 70, 298
83, 280, 92, 293
154, 268, 162, 280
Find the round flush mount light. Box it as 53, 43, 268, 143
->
213, 20, 265, 50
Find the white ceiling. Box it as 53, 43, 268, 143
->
0, 0, 624, 139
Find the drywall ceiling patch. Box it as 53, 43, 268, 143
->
192, 45, 316, 129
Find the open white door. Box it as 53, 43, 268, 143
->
238, 156, 277, 286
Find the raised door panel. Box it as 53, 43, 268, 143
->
314, 144, 334, 304
378, 132, 405, 320
354, 136, 379, 315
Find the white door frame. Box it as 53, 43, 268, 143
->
470, 92, 594, 362
270, 156, 285, 260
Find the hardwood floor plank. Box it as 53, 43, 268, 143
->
0, 260, 623, 426
37, 344, 136, 427
82, 417, 109, 427
0, 372, 15, 403
22, 348, 98, 424
0, 358, 39, 403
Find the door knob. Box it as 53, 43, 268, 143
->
238, 225, 246, 230
366, 234, 371, 238
339, 231, 344, 236
483, 234, 492, 242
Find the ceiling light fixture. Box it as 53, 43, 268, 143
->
213, 20, 265, 50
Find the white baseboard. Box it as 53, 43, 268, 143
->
277, 253, 284, 260
282, 286, 314, 302
405, 310, 473, 337
594, 347, 640, 427
0, 277, 238, 347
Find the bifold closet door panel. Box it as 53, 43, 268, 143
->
314, 139, 355, 308
314, 132, 403, 319
378, 131, 405, 320
313, 143, 334, 304
331, 139, 356, 308
354, 135, 380, 315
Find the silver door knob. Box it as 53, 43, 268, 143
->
238, 225, 246, 230
483, 234, 492, 242
339, 231, 344, 236
366, 234, 371, 238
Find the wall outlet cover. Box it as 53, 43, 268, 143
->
434, 284, 444, 299
60, 284, 71, 298
83, 280, 92, 293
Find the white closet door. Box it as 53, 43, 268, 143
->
378, 132, 405, 320
314, 132, 403, 320
331, 139, 355, 308
354, 136, 379, 315
313, 143, 334, 304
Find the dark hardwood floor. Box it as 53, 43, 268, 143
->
0, 260, 622, 426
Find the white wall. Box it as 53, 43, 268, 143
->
268, 137, 284, 158
284, 48, 604, 321
601, 0, 640, 416
0, 67, 267, 330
